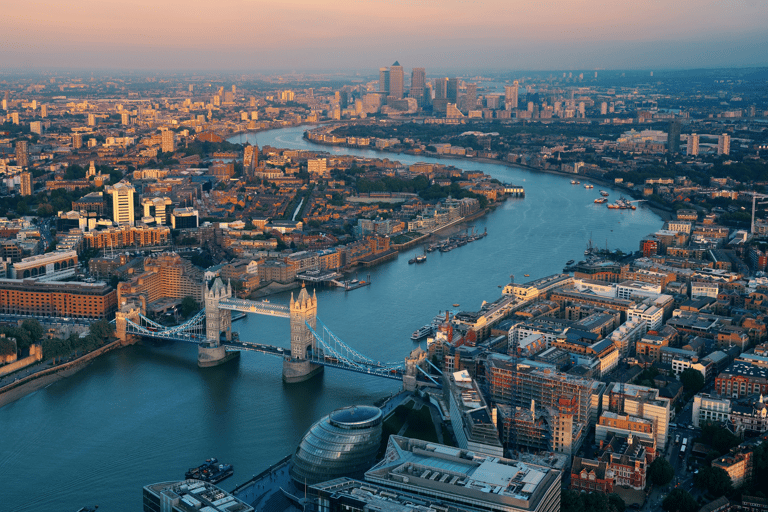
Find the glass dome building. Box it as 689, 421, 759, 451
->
290, 405, 383, 486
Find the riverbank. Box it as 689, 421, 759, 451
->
0, 337, 135, 409
303, 130, 670, 221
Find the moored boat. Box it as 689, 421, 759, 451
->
411, 325, 433, 340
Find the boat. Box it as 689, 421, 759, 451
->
408, 258, 416, 264
185, 458, 234, 484
524, 274, 530, 277
594, 197, 607, 204
600, 190, 609, 197
415, 255, 426, 263
607, 196, 637, 210
566, 260, 575, 265
584, 184, 594, 189
453, 303, 460, 307
571, 180, 581, 185
411, 325, 433, 340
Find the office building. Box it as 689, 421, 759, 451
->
143, 480, 253, 512
603, 383, 670, 450
506, 81, 519, 110
15, 140, 28, 168
718, 133, 731, 156
446, 369, 504, 456
379, 67, 390, 95
117, 252, 204, 309
410, 67, 426, 105
667, 121, 681, 154
106, 182, 135, 226
142, 197, 173, 225
0, 279, 116, 319
688, 133, 699, 156
434, 78, 448, 100
171, 207, 199, 229
447, 78, 459, 103
290, 405, 382, 486
465, 83, 478, 111
388, 61, 404, 100
366, 436, 562, 512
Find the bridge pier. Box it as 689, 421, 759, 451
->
198, 342, 240, 367
282, 358, 323, 383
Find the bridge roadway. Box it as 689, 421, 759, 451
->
221, 339, 406, 381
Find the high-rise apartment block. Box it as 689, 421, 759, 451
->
667, 120, 681, 154
307, 158, 328, 177
161, 129, 175, 153
434, 78, 447, 100
718, 133, 731, 155
106, 182, 135, 226
505, 81, 519, 110
15, 140, 29, 168
87, 113, 96, 127
72, 133, 83, 149
20, 172, 32, 196
687, 133, 699, 156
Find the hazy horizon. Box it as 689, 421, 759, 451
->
1, 0, 767, 71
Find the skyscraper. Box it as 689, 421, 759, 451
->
106, 182, 135, 226
667, 120, 681, 154
15, 140, 29, 168
388, 61, 404, 100
409, 67, 426, 105
434, 78, 448, 100
505, 81, 519, 110
464, 83, 477, 111
379, 68, 390, 95
447, 78, 459, 103
718, 133, 731, 156
687, 133, 699, 156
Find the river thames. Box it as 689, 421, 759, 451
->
0, 126, 663, 511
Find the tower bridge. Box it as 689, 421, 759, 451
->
115, 277, 440, 389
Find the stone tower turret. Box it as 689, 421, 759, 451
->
283, 283, 323, 383
204, 277, 232, 344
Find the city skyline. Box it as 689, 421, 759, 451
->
1, 0, 767, 71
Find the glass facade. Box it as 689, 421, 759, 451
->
290, 405, 383, 486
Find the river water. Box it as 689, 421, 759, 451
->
0, 126, 663, 511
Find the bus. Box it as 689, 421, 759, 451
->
679, 444, 687, 458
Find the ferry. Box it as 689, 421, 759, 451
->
594, 197, 607, 204
600, 190, 609, 196
411, 325, 433, 340
185, 458, 234, 484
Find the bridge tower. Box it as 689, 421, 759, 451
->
283, 283, 324, 383
199, 277, 239, 367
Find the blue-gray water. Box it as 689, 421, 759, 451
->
0, 126, 663, 511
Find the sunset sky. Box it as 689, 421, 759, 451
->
1, 0, 767, 71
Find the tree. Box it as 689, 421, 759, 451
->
180, 296, 198, 317
694, 466, 732, 497
90, 319, 114, 340
608, 493, 626, 512
21, 319, 44, 343
648, 457, 675, 486
662, 489, 698, 512
680, 368, 705, 393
